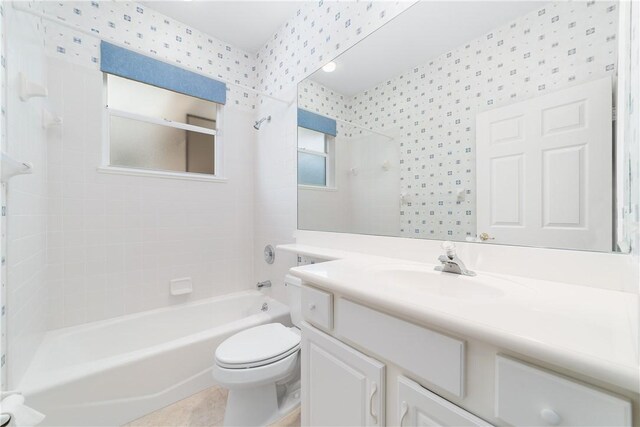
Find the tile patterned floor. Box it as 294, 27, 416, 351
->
124, 386, 300, 427
269, 408, 301, 427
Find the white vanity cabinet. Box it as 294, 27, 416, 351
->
299, 283, 635, 427
301, 284, 333, 331
397, 376, 492, 427
495, 356, 632, 426
301, 322, 385, 426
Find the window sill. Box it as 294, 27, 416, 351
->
298, 184, 338, 192
97, 166, 228, 182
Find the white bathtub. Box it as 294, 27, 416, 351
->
20, 291, 290, 426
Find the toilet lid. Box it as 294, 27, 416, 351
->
215, 323, 301, 367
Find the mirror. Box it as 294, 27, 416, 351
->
298, 0, 635, 253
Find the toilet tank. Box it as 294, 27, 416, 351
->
284, 274, 302, 327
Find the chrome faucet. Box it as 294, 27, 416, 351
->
256, 280, 272, 289
435, 241, 475, 276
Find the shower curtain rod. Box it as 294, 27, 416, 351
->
11, 1, 293, 105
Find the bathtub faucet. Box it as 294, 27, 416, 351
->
256, 280, 272, 289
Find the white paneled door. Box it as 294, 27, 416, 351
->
476, 77, 612, 251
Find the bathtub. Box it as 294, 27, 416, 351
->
19, 291, 290, 426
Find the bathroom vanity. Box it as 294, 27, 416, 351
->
289, 0, 640, 425
285, 248, 639, 427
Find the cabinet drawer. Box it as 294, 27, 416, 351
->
398, 376, 492, 426
495, 356, 632, 426
337, 299, 465, 397
301, 285, 333, 330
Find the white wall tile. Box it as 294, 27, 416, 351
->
4, 3, 49, 388
2, 1, 261, 389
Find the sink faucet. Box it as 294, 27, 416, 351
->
435, 241, 476, 276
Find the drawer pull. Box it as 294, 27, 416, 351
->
399, 401, 408, 426
308, 303, 316, 310
369, 382, 378, 424
541, 408, 561, 426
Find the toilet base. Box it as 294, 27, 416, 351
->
223, 381, 300, 426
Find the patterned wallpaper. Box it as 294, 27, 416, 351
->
297, 78, 356, 142
9, 0, 635, 251
298, 1, 619, 241
19, 1, 259, 110
256, 1, 413, 97
298, 79, 350, 121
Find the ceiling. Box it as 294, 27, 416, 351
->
309, 1, 545, 96
141, 1, 304, 53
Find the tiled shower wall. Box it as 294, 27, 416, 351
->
36, 1, 257, 331
298, 1, 619, 241
297, 80, 400, 236
4, 5, 49, 388
5, 1, 259, 387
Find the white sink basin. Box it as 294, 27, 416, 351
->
367, 264, 527, 300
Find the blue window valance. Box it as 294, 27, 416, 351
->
297, 109, 337, 136
100, 41, 226, 104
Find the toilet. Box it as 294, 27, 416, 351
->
212, 275, 302, 426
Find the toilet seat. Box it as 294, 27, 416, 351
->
215, 323, 301, 369
212, 350, 299, 388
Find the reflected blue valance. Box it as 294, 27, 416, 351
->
297, 109, 337, 136
100, 41, 226, 104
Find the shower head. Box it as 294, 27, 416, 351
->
253, 115, 271, 130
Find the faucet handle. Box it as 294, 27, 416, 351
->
256, 280, 272, 289
442, 241, 456, 258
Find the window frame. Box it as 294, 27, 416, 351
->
297, 127, 336, 190
99, 73, 226, 182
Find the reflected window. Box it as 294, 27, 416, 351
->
298, 127, 334, 187
106, 74, 220, 176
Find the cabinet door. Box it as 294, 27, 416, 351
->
397, 376, 492, 427
302, 322, 385, 426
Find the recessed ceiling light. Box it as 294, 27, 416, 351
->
322, 61, 337, 73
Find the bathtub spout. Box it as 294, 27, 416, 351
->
257, 280, 272, 289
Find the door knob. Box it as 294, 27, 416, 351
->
479, 232, 495, 241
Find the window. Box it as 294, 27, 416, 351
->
105, 74, 221, 177
297, 127, 335, 187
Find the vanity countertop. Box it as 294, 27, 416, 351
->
280, 244, 640, 393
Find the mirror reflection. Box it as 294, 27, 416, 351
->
298, 0, 632, 253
